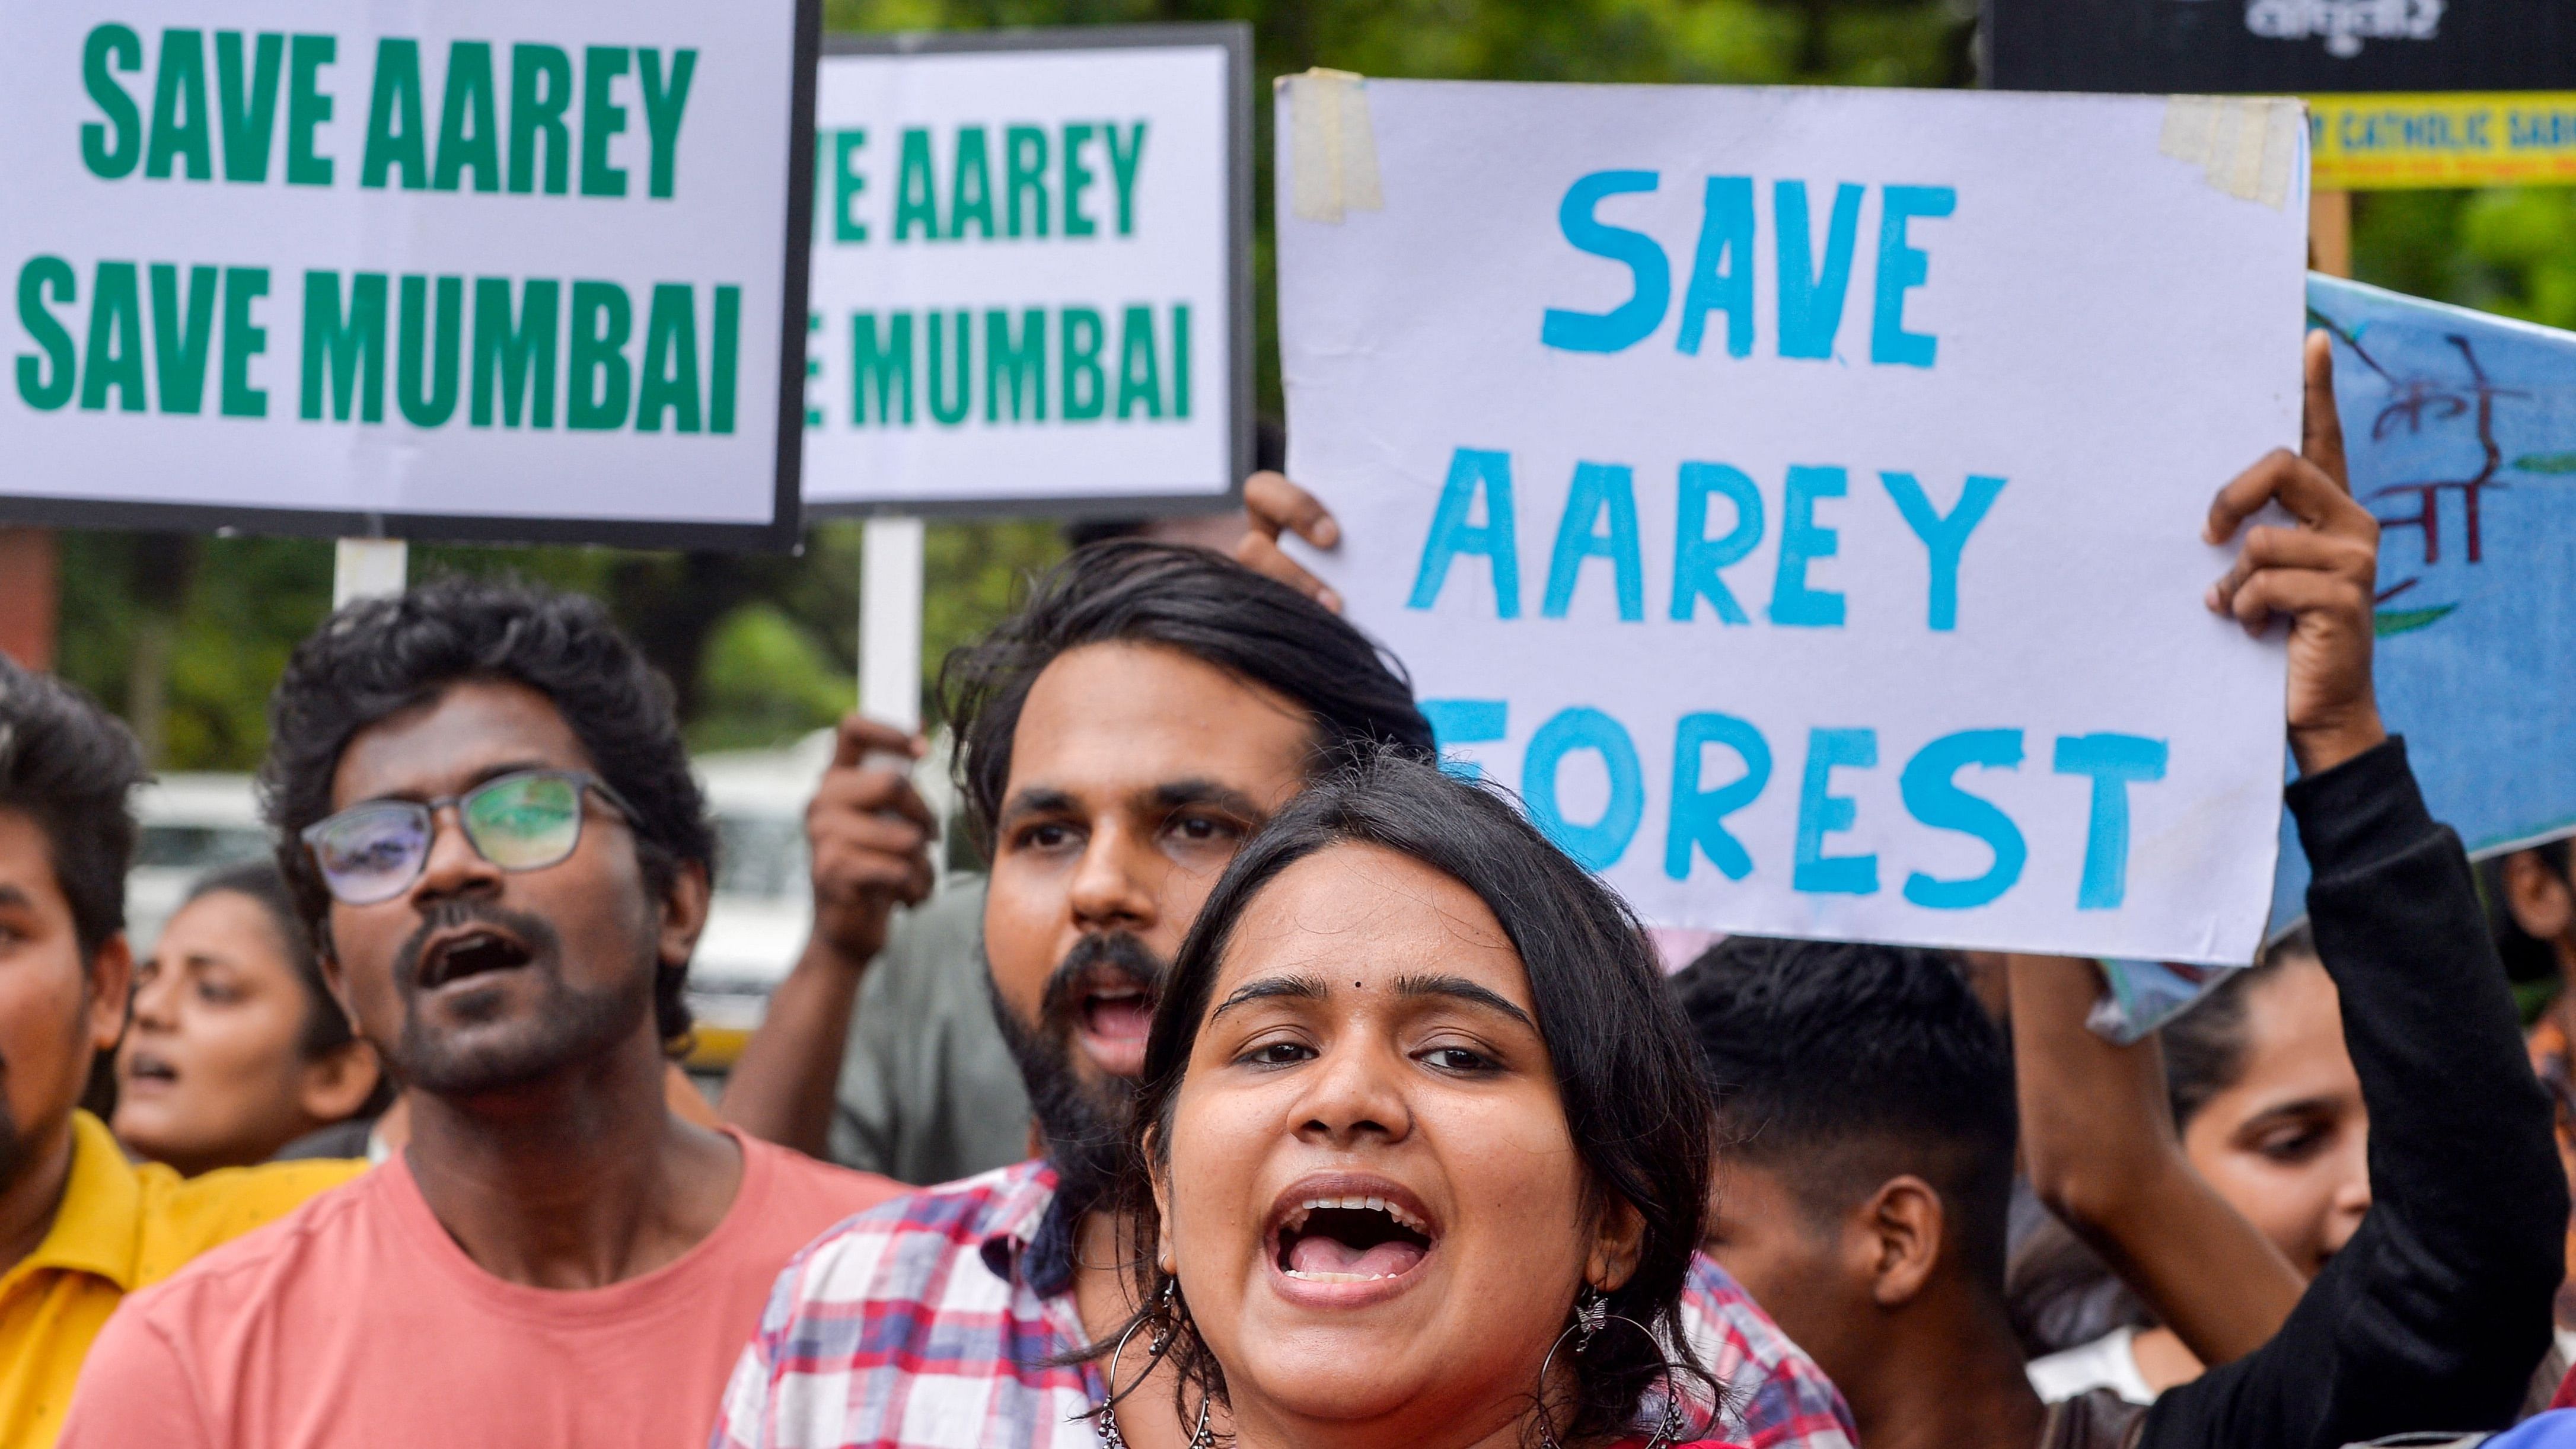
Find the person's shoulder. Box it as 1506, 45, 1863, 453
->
860, 875, 991, 1010
1680, 1253, 1815, 1377
121, 1161, 388, 1329
742, 1132, 908, 1215
132, 1155, 373, 1285
1679, 1253, 1859, 1449
767, 1159, 1048, 1304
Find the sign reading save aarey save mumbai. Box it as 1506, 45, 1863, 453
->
0, 3, 818, 548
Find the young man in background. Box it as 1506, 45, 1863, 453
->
60, 580, 904, 1448
0, 657, 359, 1449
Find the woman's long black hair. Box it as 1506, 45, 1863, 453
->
1095, 748, 1721, 1447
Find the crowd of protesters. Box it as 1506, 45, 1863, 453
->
1, 339, 2574, 1448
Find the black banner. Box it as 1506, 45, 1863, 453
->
1985, 1, 2576, 93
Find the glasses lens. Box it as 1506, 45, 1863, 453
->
311, 803, 431, 905
463, 774, 585, 870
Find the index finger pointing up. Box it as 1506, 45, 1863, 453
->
2301, 330, 2350, 497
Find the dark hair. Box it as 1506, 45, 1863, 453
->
2008, 927, 2326, 1355
2162, 924, 2316, 1129
1105, 751, 1717, 1447
1673, 936, 2019, 1288
181, 861, 396, 1117
2482, 840, 2572, 985
0, 655, 145, 963
257, 576, 713, 1048
939, 541, 1436, 853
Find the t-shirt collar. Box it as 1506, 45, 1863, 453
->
976, 1159, 1075, 1298
9, 1112, 142, 1292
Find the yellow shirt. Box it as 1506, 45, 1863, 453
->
0, 1111, 364, 1449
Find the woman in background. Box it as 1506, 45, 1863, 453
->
2011, 928, 2369, 1405
113, 861, 389, 1173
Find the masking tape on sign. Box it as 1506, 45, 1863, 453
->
2159, 95, 2303, 209
1287, 69, 1382, 224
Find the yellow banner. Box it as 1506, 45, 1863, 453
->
2309, 92, 2576, 190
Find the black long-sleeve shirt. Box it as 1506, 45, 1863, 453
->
2137, 738, 2567, 1449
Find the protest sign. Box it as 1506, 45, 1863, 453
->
0, 2, 817, 548
1985, 0, 2576, 95
1278, 77, 2309, 965
801, 26, 1249, 516
2307, 93, 2576, 189
2268, 275, 2576, 929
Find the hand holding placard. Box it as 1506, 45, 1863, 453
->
2202, 333, 2387, 779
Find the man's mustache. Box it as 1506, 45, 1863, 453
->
390, 899, 563, 995
1036, 932, 1166, 1023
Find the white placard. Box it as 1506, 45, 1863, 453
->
0, 2, 812, 548
1280, 79, 2308, 966
802, 28, 1248, 515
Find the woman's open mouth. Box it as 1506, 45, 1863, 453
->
122, 1050, 180, 1093
1264, 1175, 1440, 1306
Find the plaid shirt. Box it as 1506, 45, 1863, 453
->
713, 1160, 1856, 1449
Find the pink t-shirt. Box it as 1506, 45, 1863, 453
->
59, 1129, 903, 1449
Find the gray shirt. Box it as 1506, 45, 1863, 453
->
829, 874, 1035, 1186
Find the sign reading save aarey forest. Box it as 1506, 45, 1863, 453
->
0, 3, 818, 548
802, 27, 1249, 516
1280, 79, 2308, 965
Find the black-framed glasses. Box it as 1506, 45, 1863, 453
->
301, 770, 637, 906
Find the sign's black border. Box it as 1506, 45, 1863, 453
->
806, 23, 1256, 522
0, 0, 822, 553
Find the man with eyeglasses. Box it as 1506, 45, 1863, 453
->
58, 579, 903, 1449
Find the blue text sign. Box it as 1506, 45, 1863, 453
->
1279, 78, 2309, 965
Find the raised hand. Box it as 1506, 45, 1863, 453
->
2204, 331, 2386, 777
1236, 470, 1344, 611
805, 714, 938, 967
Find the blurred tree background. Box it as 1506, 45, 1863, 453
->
46, 0, 2567, 769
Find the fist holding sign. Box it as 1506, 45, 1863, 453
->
1279, 79, 2313, 965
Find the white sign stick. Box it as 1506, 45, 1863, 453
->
860, 515, 924, 735
331, 537, 407, 609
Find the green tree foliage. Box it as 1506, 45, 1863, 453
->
2354, 187, 2576, 331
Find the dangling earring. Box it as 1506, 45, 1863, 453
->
1093, 1278, 1215, 1449
1534, 1287, 1692, 1449
1573, 1286, 1610, 1352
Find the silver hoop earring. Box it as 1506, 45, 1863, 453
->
1094, 1279, 1216, 1449
1533, 1290, 1692, 1449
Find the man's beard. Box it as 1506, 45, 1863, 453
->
387, 900, 651, 1097
989, 931, 1167, 1219
0, 1094, 23, 1198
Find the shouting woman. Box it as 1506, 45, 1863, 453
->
1095, 749, 1732, 1449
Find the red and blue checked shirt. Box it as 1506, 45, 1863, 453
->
712, 1159, 1857, 1449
